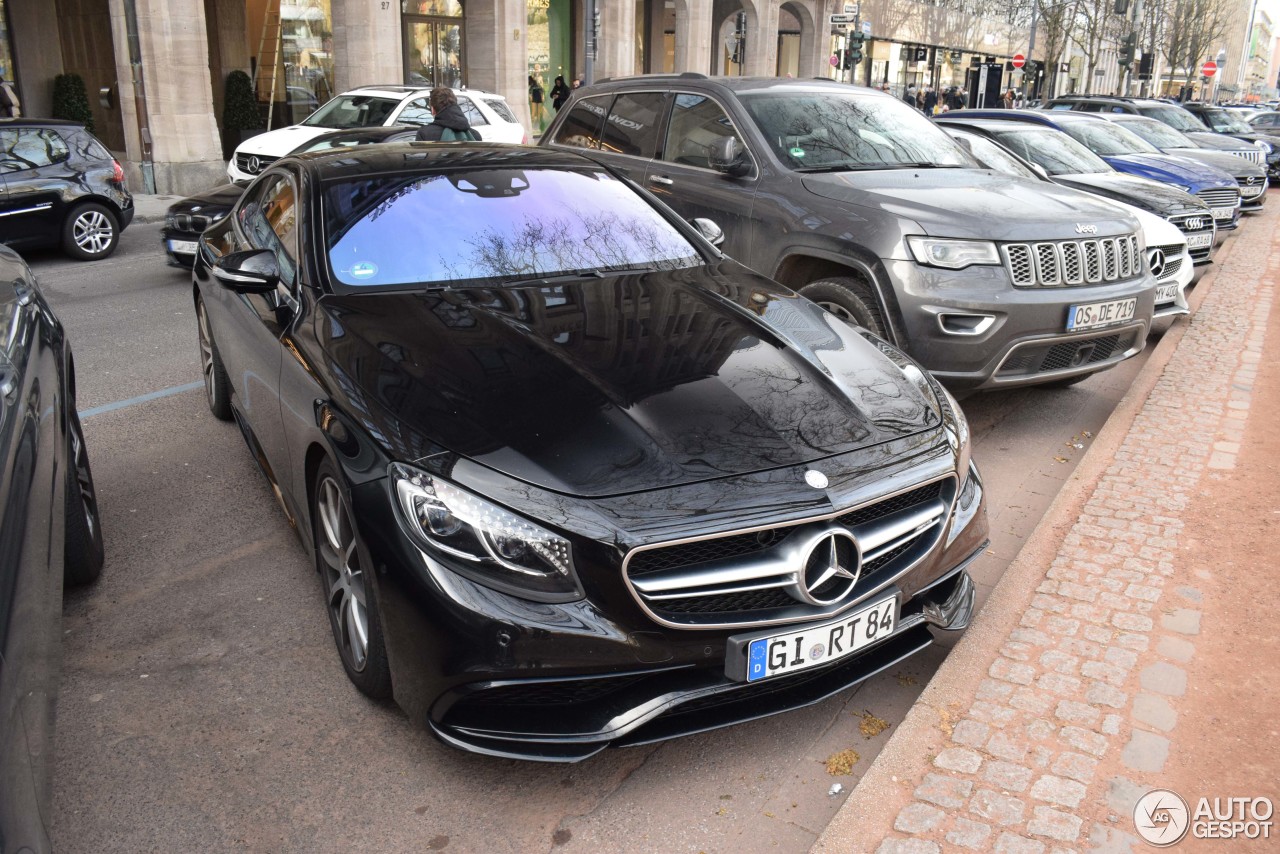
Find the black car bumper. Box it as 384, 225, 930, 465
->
352, 461, 989, 762
160, 226, 201, 268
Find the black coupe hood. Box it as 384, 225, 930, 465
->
317, 266, 940, 497
1051, 172, 1207, 217
174, 182, 246, 211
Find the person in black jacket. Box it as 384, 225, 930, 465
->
550, 75, 570, 111
414, 88, 480, 141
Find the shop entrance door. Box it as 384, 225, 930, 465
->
404, 18, 465, 88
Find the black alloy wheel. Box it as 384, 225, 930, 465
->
63, 409, 104, 586
312, 459, 392, 699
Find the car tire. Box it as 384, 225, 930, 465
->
63, 409, 104, 587
196, 296, 233, 421
800, 277, 888, 337
312, 459, 392, 700
62, 203, 120, 261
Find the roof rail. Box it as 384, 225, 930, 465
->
594, 72, 709, 85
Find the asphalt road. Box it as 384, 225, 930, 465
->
38, 224, 1163, 853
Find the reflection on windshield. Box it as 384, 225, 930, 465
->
949, 131, 1039, 179
1063, 121, 1158, 156
325, 169, 700, 288
1118, 118, 1191, 149
992, 128, 1112, 175
1139, 105, 1205, 133
303, 96, 400, 129
741, 92, 971, 171
1201, 109, 1251, 133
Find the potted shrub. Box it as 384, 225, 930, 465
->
222, 70, 263, 158
52, 73, 95, 133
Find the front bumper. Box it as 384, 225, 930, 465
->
160, 227, 201, 268
1239, 179, 1268, 210
353, 447, 989, 762
885, 260, 1154, 390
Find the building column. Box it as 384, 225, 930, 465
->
596, 0, 637, 80
467, 0, 534, 138
331, 0, 402, 96
108, 0, 224, 194
741, 0, 777, 77
674, 0, 712, 74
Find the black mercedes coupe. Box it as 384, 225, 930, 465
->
192, 143, 988, 761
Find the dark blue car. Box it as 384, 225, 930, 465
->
957, 110, 1242, 230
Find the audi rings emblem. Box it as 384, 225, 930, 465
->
1147, 248, 1166, 278
804, 469, 829, 489
247, 155, 261, 174
1184, 217, 1205, 231
791, 530, 862, 606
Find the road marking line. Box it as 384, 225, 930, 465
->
80, 380, 204, 419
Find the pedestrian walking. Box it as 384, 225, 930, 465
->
550, 75, 570, 111
904, 85, 917, 109
414, 87, 481, 141
1001, 88, 1015, 109
923, 86, 938, 115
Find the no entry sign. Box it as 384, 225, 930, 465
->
1012, 53, 1026, 69
1202, 60, 1218, 77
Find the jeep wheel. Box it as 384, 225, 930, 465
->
800, 277, 887, 337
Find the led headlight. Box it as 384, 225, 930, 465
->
906, 236, 1001, 270
390, 462, 582, 602
1254, 139, 1273, 154
935, 383, 972, 485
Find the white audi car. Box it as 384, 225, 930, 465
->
228, 85, 526, 181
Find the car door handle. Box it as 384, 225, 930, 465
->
648, 175, 674, 186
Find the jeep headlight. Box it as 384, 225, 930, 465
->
906, 236, 1001, 270
390, 462, 583, 602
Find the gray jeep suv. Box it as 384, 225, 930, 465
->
542, 76, 1156, 390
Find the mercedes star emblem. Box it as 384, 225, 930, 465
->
804, 470, 829, 489
1147, 248, 1166, 278
793, 531, 861, 606
248, 155, 261, 174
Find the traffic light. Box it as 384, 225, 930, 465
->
848, 32, 865, 66
1118, 32, 1136, 67
1023, 59, 1038, 77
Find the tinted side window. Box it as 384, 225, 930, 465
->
240, 172, 299, 284
482, 98, 518, 123
1047, 103, 1075, 110
662, 94, 742, 170
551, 96, 609, 149
0, 129, 70, 171
398, 97, 432, 126
599, 92, 667, 158
457, 96, 489, 126
1075, 102, 1105, 112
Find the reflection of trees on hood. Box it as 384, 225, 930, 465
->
445, 208, 689, 280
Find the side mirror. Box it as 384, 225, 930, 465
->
709, 137, 751, 177
212, 248, 280, 293
690, 217, 725, 247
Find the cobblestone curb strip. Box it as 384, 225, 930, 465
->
814, 206, 1277, 854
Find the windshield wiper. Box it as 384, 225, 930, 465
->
499, 267, 656, 287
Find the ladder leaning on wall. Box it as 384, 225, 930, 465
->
252, 1, 283, 130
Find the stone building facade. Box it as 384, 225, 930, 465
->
1, 0, 1023, 194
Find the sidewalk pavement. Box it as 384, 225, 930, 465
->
816, 197, 1280, 854
130, 193, 184, 225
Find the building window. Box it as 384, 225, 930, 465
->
0, 0, 16, 100
404, 0, 465, 88
527, 0, 570, 135
278, 0, 335, 124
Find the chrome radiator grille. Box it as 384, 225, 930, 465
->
1147, 243, 1183, 283
1238, 176, 1267, 199
1196, 187, 1241, 210
624, 477, 956, 629
1003, 234, 1141, 288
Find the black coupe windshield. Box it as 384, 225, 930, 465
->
1061, 121, 1160, 156
325, 168, 701, 289
741, 91, 970, 171
303, 95, 400, 128
1117, 118, 1194, 150
991, 127, 1112, 175
1136, 105, 1206, 133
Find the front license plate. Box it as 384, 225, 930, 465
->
168, 239, 198, 254
741, 596, 898, 682
1065, 297, 1137, 331
1210, 207, 1235, 221
1155, 283, 1180, 304
1186, 233, 1213, 250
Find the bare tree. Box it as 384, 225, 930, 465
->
1159, 0, 1233, 92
